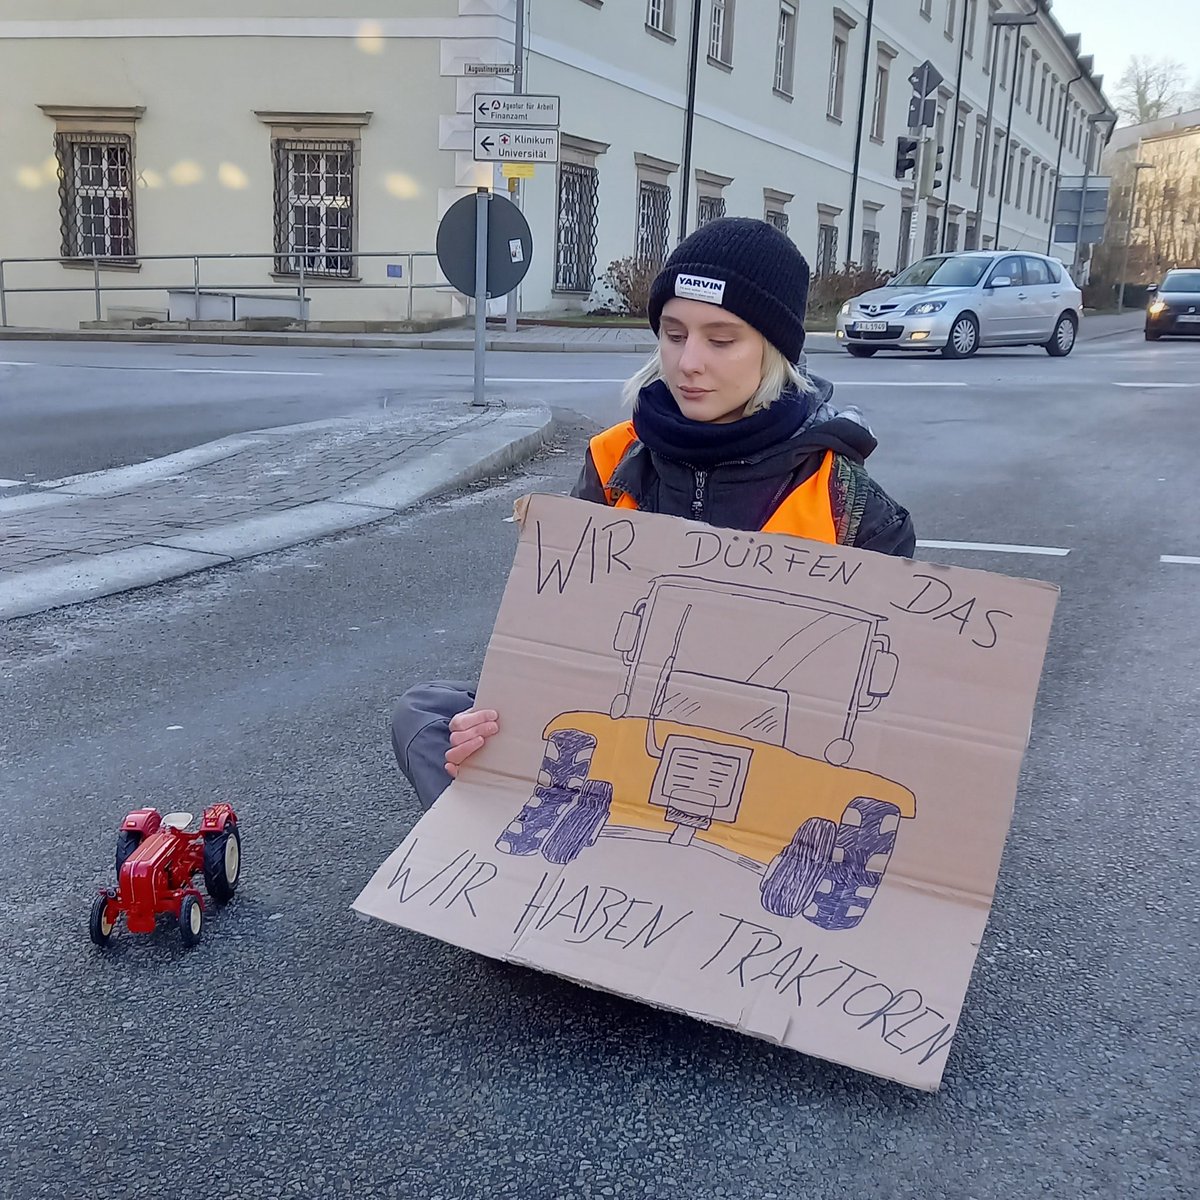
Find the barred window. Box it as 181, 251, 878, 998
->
272, 139, 356, 277
815, 222, 838, 277
554, 161, 600, 292
636, 180, 671, 269
697, 194, 726, 227
54, 132, 135, 262
765, 209, 789, 234
861, 228, 880, 270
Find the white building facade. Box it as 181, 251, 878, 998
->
0, 0, 1111, 329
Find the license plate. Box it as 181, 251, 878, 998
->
855, 321, 888, 332
1178, 314, 1200, 323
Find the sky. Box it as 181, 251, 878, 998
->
1048, 0, 1200, 93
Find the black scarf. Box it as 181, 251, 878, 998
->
631, 379, 810, 467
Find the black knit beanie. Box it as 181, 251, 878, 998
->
647, 217, 810, 361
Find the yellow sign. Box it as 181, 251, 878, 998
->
502, 162, 535, 179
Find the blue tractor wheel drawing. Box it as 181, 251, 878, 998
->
543, 780, 614, 865
805, 798, 902, 931
760, 816, 836, 919
495, 729, 596, 857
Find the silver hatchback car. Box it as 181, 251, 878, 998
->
835, 250, 1083, 359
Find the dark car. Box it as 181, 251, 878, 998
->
1145, 269, 1200, 340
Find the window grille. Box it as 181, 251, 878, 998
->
554, 161, 600, 292
636, 180, 671, 269
765, 209, 789, 235
816, 222, 838, 277
861, 229, 880, 270
54, 132, 136, 262
697, 195, 726, 226
272, 139, 355, 277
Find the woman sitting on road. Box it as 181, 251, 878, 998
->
391, 217, 916, 810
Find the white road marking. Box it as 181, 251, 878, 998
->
834, 381, 968, 388
917, 540, 1071, 556
0, 479, 25, 488
0, 360, 322, 376
490, 377, 625, 384
1112, 382, 1194, 389
1161, 555, 1200, 565
0, 360, 36, 367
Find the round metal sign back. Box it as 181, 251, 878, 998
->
436, 191, 533, 299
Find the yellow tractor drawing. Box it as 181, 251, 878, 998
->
496, 575, 916, 930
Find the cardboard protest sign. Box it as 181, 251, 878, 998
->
355, 494, 1058, 1090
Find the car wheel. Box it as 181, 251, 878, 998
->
542, 780, 614, 865
846, 345, 878, 358
941, 313, 979, 359
179, 894, 204, 948
89, 891, 117, 947
203, 821, 241, 905
760, 817, 836, 919
1045, 312, 1077, 356
115, 830, 141, 879
1145, 329, 1161, 341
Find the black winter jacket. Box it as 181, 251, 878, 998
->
571, 375, 916, 558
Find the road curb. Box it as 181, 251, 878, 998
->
0, 405, 553, 622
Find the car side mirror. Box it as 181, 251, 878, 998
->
990, 276, 1012, 288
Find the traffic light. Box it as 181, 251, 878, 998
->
919, 142, 946, 198
894, 136, 919, 180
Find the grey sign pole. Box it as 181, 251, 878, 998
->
474, 188, 489, 407
506, 0, 526, 333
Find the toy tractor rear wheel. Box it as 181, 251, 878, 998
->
203, 822, 241, 905
807, 799, 902, 931
543, 780, 613, 865
179, 895, 204, 948
760, 817, 836, 919
89, 891, 117, 947
115, 831, 141, 878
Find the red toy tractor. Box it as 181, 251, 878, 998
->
89, 804, 241, 949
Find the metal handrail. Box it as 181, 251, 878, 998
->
0, 249, 443, 327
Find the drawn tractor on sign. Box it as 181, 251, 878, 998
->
88, 805, 242, 949
496, 576, 916, 931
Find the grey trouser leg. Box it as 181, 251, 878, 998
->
390, 680, 476, 810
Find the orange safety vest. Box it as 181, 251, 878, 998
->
588, 421, 838, 544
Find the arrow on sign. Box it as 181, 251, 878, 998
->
479, 135, 494, 153
478, 101, 489, 117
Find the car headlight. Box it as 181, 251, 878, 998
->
1148, 300, 1167, 315
840, 302, 851, 315
906, 300, 946, 315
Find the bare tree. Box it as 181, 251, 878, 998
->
1114, 56, 1190, 124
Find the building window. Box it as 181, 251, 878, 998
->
1037, 165, 1047, 218
815, 220, 838, 277
971, 118, 984, 187
554, 161, 600, 292
861, 228, 880, 270
1016, 40, 1027, 100
271, 139, 355, 277
946, 221, 960, 252
1038, 65, 1049, 124
766, 208, 789, 234
636, 180, 671, 268
697, 194, 726, 226
646, 0, 675, 35
999, 27, 1010, 86
965, 218, 978, 249
989, 136, 1002, 196
965, 0, 978, 56
923, 214, 939, 257
827, 24, 849, 119
1005, 147, 1017, 203
954, 111, 967, 179
764, 187, 792, 235
871, 61, 889, 139
53, 132, 136, 262
1027, 51, 1039, 112
944, 0, 957, 39
775, 2, 797, 94
709, 0, 734, 65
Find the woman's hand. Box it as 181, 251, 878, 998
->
444, 708, 500, 778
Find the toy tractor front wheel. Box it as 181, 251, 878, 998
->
807, 799, 902, 931
203, 821, 241, 905
89, 891, 117, 947
760, 817, 836, 918
179, 895, 204, 948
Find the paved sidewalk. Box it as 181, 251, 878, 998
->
0, 310, 1142, 353
0, 401, 551, 621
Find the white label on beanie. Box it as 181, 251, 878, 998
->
674, 273, 726, 305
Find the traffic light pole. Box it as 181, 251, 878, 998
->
906, 135, 927, 268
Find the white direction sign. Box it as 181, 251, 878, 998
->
473, 127, 560, 164
474, 93, 561, 128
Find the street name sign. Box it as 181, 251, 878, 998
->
475, 94, 561, 128
465, 63, 514, 76
473, 127, 560, 163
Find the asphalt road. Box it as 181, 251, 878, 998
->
2, 338, 1198, 1196
2, 329, 1197, 484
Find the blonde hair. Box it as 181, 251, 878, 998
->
622, 339, 813, 412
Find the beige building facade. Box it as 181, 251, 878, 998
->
0, 0, 1110, 330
